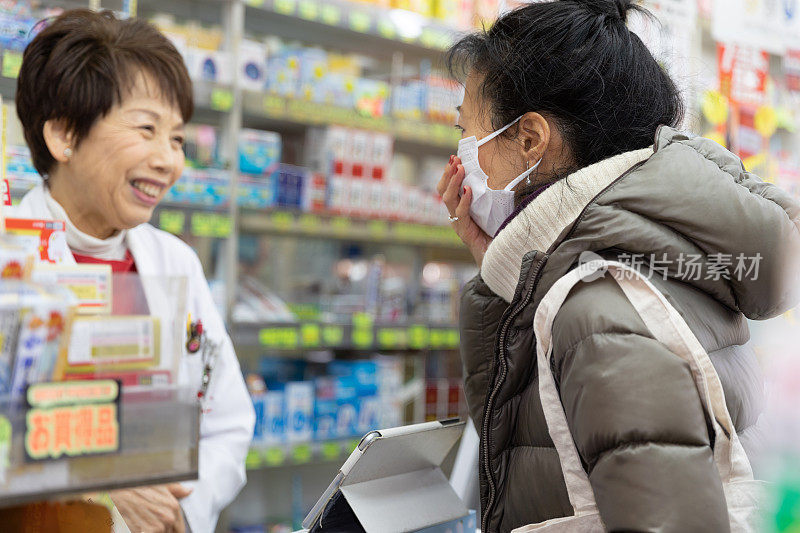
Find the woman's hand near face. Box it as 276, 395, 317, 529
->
111, 483, 191, 533
437, 155, 492, 268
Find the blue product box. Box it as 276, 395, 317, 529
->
252, 394, 266, 442
328, 360, 379, 397
314, 377, 338, 441
334, 375, 359, 439
275, 164, 307, 209
259, 358, 307, 389
264, 390, 286, 445
238, 174, 276, 209
239, 129, 282, 177
285, 381, 314, 443
415, 510, 477, 533
356, 395, 381, 435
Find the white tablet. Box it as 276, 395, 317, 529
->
302, 419, 467, 533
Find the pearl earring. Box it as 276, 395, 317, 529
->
63, 147, 72, 158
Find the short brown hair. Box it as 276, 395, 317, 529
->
17, 9, 194, 176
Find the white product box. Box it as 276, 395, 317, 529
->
239, 40, 267, 91
264, 390, 286, 445
285, 381, 314, 443
186, 49, 233, 85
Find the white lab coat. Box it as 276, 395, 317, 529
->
12, 186, 256, 533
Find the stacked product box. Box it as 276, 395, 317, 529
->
250, 357, 404, 445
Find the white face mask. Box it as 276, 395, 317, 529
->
458, 115, 541, 237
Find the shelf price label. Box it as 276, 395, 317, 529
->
246, 0, 266, 6
349, 11, 371, 33
159, 210, 185, 234
210, 88, 234, 112
322, 325, 345, 346
273, 0, 296, 15
352, 328, 373, 348
292, 443, 312, 464
367, 220, 388, 239
271, 211, 294, 231
259, 327, 300, 349
300, 323, 321, 348
430, 329, 447, 349
331, 217, 351, 236
24, 380, 120, 461
377, 20, 397, 39
263, 446, 285, 466
191, 213, 231, 238
298, 214, 321, 231
246, 449, 263, 469
408, 325, 430, 350
352, 312, 373, 329
320, 4, 342, 25
298, 0, 319, 20
2, 50, 22, 79
263, 95, 286, 116
321, 441, 340, 460
377, 328, 406, 349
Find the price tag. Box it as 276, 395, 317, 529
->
408, 325, 430, 350
352, 328, 373, 348
263, 95, 285, 116
210, 88, 234, 112
263, 446, 285, 466
159, 210, 185, 234
430, 329, 446, 349
322, 325, 344, 346
321, 441, 340, 460
298, 214, 321, 231
0, 415, 10, 482
352, 312, 374, 329
367, 220, 388, 238
210, 214, 232, 238
446, 329, 460, 348
274, 0, 296, 15
298, 0, 319, 20
349, 11, 371, 33
259, 327, 300, 349
246, 0, 266, 6
191, 212, 214, 237
271, 211, 294, 231
331, 217, 351, 235
246, 449, 263, 469
292, 443, 312, 464
377, 328, 405, 349
2, 50, 22, 79
377, 20, 397, 39
320, 4, 342, 25
301, 323, 321, 348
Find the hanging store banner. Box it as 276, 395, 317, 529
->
713, 0, 800, 55
718, 44, 770, 106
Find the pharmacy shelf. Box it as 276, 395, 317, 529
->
243, 0, 460, 60
238, 91, 460, 151
238, 209, 467, 251
246, 437, 358, 470
232, 320, 460, 351
0, 386, 199, 508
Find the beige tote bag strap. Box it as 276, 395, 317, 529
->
601, 261, 754, 482
534, 266, 604, 515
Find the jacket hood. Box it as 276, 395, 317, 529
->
481, 126, 800, 320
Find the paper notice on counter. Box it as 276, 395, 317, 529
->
33, 264, 112, 315
67, 316, 160, 369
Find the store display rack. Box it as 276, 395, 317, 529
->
0, 386, 200, 507
246, 437, 359, 471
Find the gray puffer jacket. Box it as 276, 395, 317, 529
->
460, 127, 800, 533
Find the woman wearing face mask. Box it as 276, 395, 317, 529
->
438, 1, 800, 532
12, 10, 254, 533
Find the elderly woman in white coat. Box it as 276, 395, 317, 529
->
11, 10, 254, 533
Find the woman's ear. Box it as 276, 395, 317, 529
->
518, 112, 550, 167
43, 119, 74, 164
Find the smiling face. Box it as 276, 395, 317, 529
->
46, 74, 186, 239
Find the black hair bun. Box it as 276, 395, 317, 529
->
613, 0, 634, 22
577, 0, 636, 23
